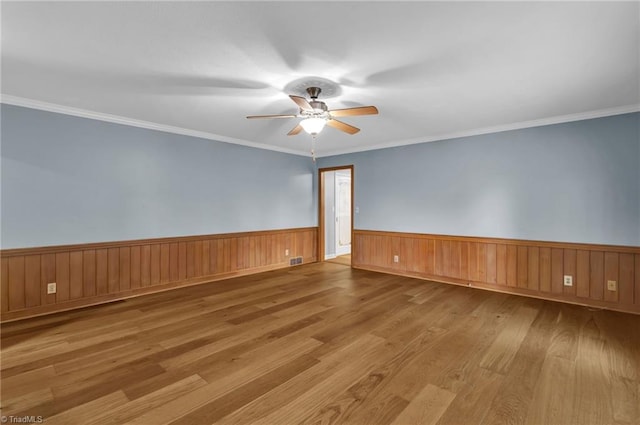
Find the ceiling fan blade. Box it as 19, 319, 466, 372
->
287, 124, 303, 136
327, 119, 360, 135
289, 95, 314, 112
329, 106, 379, 117
246, 114, 297, 119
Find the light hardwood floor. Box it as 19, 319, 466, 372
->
326, 254, 351, 267
1, 262, 639, 425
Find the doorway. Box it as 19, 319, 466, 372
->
318, 166, 354, 265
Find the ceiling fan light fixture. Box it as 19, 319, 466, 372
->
300, 117, 326, 135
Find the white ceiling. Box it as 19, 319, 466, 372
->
2, 1, 639, 157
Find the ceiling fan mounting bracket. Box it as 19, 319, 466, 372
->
306, 87, 322, 100
284, 77, 341, 99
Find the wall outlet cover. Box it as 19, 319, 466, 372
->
607, 280, 617, 291
47, 282, 57, 294
563, 275, 573, 286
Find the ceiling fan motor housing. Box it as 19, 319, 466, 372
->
309, 101, 328, 113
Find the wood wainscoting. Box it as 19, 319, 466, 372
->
353, 230, 640, 314
0, 227, 317, 322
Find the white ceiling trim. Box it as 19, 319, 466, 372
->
0, 94, 308, 157
2, 94, 638, 159
319, 104, 640, 157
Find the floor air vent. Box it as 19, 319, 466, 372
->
289, 256, 303, 266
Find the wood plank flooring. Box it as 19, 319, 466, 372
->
1, 262, 639, 425
326, 254, 351, 267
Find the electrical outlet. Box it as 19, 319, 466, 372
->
393, 255, 399, 263
607, 280, 617, 291
563, 275, 573, 287
47, 282, 57, 294
285, 249, 289, 256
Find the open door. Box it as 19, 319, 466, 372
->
318, 165, 354, 265
335, 171, 352, 256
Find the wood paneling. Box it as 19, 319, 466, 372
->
590, 251, 604, 301
527, 247, 539, 291
150, 244, 161, 285
223, 239, 231, 272
604, 252, 619, 303
468, 242, 478, 282
69, 251, 83, 300
1, 227, 318, 321
141, 245, 151, 287
352, 230, 639, 315
130, 246, 141, 289
576, 250, 590, 298
477, 243, 487, 283
82, 250, 96, 298
55, 252, 70, 302
169, 243, 179, 282
202, 240, 210, 276
450, 240, 460, 278
506, 246, 517, 287
551, 248, 563, 294
435, 240, 444, 276
160, 244, 170, 284
619, 253, 634, 306
186, 242, 195, 279
427, 240, 435, 275
41, 253, 56, 305
486, 243, 497, 284
636, 255, 640, 305
194, 241, 203, 277
460, 241, 469, 281
96, 249, 108, 295
8, 256, 26, 311
209, 240, 217, 275
517, 246, 528, 289
108, 248, 119, 293
119, 247, 131, 290
1, 258, 9, 312
563, 249, 576, 296
179, 242, 187, 280
496, 244, 507, 286
230, 238, 238, 271
539, 248, 551, 294
24, 255, 41, 308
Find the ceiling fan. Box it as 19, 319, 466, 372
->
246, 87, 378, 136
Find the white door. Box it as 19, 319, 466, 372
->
335, 172, 351, 256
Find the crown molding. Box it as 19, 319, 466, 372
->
0, 94, 309, 157
2, 94, 637, 159
316, 103, 640, 158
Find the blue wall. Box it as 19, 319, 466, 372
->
318, 113, 640, 246
1, 105, 316, 249
3, 105, 638, 249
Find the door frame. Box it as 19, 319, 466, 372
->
318, 165, 354, 265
